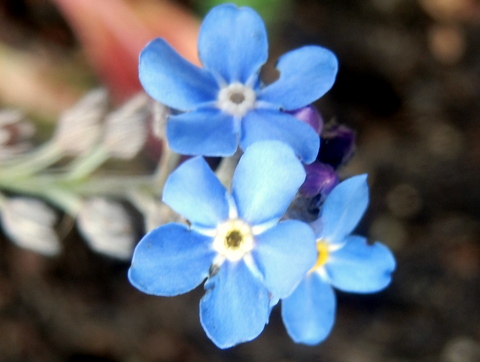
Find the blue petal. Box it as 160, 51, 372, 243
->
260, 46, 338, 110
198, 4, 268, 84
252, 220, 317, 298
200, 259, 270, 348
139, 38, 218, 111
128, 223, 215, 296
326, 235, 396, 293
163, 157, 229, 228
281, 273, 336, 345
167, 108, 238, 157
232, 141, 305, 226
241, 109, 320, 164
317, 174, 369, 245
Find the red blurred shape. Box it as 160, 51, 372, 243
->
53, 0, 200, 103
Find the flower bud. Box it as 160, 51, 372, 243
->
319, 124, 356, 168
54, 89, 109, 155
0, 197, 60, 256
287, 105, 324, 133
300, 161, 339, 199
76, 198, 137, 260
102, 93, 150, 159
0, 109, 35, 159
152, 100, 170, 140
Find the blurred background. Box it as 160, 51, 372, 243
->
0, 0, 480, 361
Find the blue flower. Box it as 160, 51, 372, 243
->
139, 4, 338, 163
128, 141, 317, 348
281, 175, 396, 345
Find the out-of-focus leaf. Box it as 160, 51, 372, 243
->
195, 0, 292, 30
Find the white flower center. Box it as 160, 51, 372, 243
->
217, 82, 256, 117
213, 219, 254, 262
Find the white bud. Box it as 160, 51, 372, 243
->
54, 89, 109, 155
0, 197, 60, 256
102, 93, 150, 159
0, 109, 35, 159
76, 198, 136, 260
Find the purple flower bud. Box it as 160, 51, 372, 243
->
319, 124, 356, 169
300, 161, 339, 199
286, 105, 324, 134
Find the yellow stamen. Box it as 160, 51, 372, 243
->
225, 230, 243, 248
310, 240, 329, 272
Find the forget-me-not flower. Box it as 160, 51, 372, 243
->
139, 4, 338, 163
128, 141, 317, 348
281, 175, 396, 345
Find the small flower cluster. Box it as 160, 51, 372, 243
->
0, 90, 168, 259
128, 4, 395, 349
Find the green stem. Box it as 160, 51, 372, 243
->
41, 188, 83, 215
0, 141, 63, 179
70, 175, 155, 197
64, 146, 109, 180
0, 192, 8, 207
0, 175, 81, 215
216, 149, 242, 190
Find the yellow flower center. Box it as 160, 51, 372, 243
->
213, 219, 254, 261
310, 240, 330, 272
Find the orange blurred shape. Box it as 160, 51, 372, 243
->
52, 0, 200, 103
